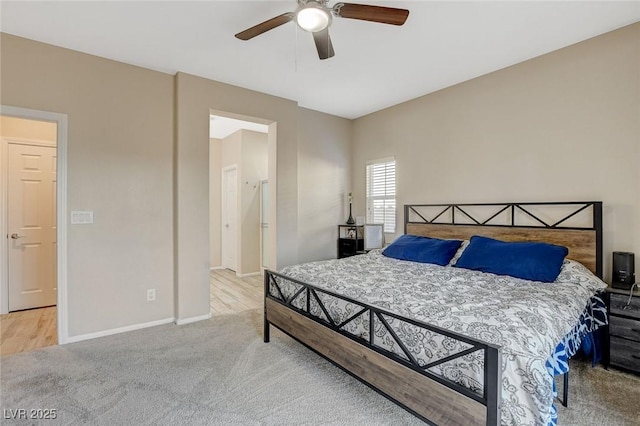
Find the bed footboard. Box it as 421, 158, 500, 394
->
264, 270, 501, 426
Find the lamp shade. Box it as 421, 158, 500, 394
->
295, 3, 331, 32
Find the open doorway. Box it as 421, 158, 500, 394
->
209, 112, 272, 316
0, 110, 67, 355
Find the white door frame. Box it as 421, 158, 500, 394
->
0, 105, 69, 344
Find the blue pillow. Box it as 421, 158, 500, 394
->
453, 235, 568, 282
382, 234, 463, 266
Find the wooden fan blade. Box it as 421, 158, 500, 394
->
235, 13, 294, 40
313, 28, 335, 60
333, 3, 409, 26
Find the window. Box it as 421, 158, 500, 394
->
366, 157, 396, 233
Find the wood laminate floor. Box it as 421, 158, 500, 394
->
210, 269, 263, 316
0, 306, 57, 356
0, 270, 260, 356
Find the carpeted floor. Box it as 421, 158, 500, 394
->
1, 309, 639, 425
556, 358, 640, 425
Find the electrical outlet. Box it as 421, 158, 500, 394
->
146, 289, 156, 302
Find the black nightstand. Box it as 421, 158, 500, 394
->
337, 225, 363, 258
605, 286, 640, 375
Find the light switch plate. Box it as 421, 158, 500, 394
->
71, 211, 93, 224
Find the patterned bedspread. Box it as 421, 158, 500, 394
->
277, 250, 607, 426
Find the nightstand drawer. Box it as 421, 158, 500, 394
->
338, 239, 357, 249
337, 235, 364, 259
609, 337, 640, 373
610, 293, 640, 319
609, 316, 640, 343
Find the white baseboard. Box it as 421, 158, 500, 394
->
175, 312, 211, 325
65, 317, 176, 344
237, 271, 261, 278
210, 266, 224, 271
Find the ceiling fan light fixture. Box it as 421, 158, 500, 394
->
295, 3, 331, 32
235, 0, 410, 60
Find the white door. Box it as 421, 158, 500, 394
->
7, 143, 57, 311
221, 166, 238, 271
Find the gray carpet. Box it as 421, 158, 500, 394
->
556, 359, 640, 425
1, 309, 638, 425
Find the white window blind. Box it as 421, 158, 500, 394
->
366, 158, 396, 233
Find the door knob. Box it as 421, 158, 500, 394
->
10, 233, 24, 239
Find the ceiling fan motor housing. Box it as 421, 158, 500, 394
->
297, 0, 331, 6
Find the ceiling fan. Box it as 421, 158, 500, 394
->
235, 1, 410, 60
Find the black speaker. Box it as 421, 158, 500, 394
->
612, 251, 635, 290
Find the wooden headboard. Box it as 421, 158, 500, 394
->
404, 202, 603, 278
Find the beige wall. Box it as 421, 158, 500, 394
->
297, 108, 352, 262
352, 23, 640, 281
216, 129, 268, 276
637, 25, 640, 287
1, 34, 175, 336
174, 72, 299, 322
221, 131, 242, 167
240, 130, 268, 274
0, 116, 57, 143
209, 138, 222, 267
1, 33, 346, 336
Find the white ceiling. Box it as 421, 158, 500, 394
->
210, 115, 269, 139
2, 1, 639, 119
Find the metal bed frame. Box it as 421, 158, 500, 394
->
263, 201, 603, 425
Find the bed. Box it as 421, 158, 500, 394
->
263, 202, 607, 426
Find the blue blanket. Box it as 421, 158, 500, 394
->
546, 292, 607, 425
